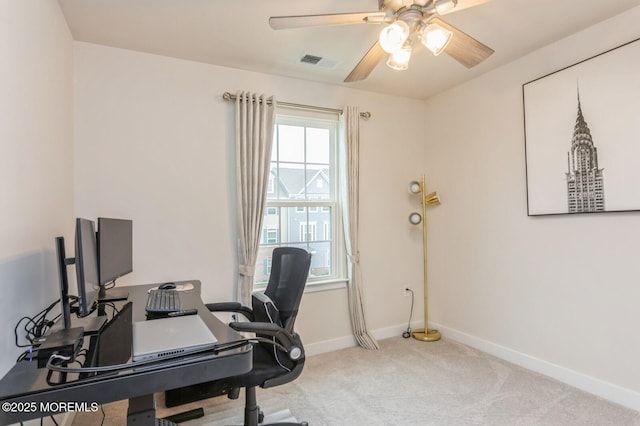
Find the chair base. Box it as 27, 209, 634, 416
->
243, 386, 306, 426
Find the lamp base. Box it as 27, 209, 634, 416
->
411, 328, 441, 342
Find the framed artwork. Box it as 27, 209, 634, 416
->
522, 37, 640, 216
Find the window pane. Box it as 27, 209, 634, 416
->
307, 168, 330, 200
277, 164, 305, 201
308, 241, 331, 278
261, 207, 280, 244
254, 246, 275, 284
267, 168, 277, 200
306, 127, 330, 164
286, 206, 306, 243
278, 125, 304, 163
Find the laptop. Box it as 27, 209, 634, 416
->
132, 314, 218, 362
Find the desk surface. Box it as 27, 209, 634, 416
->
0, 280, 252, 425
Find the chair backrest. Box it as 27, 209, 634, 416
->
259, 247, 311, 332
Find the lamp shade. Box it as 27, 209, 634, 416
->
408, 180, 422, 194
435, 0, 457, 14
379, 20, 410, 54
386, 44, 412, 70
425, 191, 441, 205
420, 22, 453, 56
409, 212, 422, 225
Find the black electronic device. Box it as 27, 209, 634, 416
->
75, 218, 101, 317
36, 327, 84, 368
97, 217, 132, 302
145, 289, 182, 316
55, 233, 107, 334
159, 282, 176, 290
55, 236, 73, 330
88, 301, 133, 375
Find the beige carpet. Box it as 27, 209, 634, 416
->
73, 336, 640, 425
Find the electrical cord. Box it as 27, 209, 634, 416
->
45, 336, 283, 374
14, 299, 62, 348
402, 288, 414, 339
263, 301, 291, 372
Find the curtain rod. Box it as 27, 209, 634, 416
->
222, 92, 371, 120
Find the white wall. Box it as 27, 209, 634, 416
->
71, 5, 640, 411
73, 42, 427, 348
0, 1, 74, 376
423, 6, 640, 410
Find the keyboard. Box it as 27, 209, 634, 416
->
145, 289, 181, 314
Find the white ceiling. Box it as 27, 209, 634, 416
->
57, 0, 640, 100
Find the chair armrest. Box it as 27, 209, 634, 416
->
229, 321, 304, 361
205, 302, 254, 321
229, 321, 281, 335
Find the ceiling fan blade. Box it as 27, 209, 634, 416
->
436, 0, 493, 15
432, 17, 494, 68
269, 12, 386, 30
344, 41, 385, 82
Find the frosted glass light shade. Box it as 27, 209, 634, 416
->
409, 212, 422, 225
379, 21, 410, 54
386, 44, 412, 70
409, 180, 422, 194
435, 0, 457, 14
421, 22, 453, 56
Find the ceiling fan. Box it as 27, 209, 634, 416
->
269, 0, 495, 82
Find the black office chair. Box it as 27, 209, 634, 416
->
205, 247, 312, 426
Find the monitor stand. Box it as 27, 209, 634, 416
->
98, 287, 129, 303
71, 316, 107, 336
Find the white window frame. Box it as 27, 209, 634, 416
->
255, 110, 346, 289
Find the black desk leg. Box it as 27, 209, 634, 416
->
127, 394, 156, 426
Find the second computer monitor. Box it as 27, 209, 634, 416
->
97, 217, 133, 285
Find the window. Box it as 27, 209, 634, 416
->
265, 228, 278, 244
300, 222, 317, 242
253, 110, 344, 286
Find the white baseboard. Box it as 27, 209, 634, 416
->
304, 323, 412, 356
305, 320, 640, 413
431, 321, 640, 413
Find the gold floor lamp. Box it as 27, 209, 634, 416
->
408, 174, 441, 342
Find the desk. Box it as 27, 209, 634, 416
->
0, 280, 252, 425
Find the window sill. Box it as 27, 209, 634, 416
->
305, 279, 348, 293
253, 278, 347, 294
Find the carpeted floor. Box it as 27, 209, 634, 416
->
73, 336, 640, 425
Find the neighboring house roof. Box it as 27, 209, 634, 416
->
271, 166, 329, 199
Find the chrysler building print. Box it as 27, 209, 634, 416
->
566, 90, 605, 213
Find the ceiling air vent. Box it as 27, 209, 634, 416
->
299, 54, 339, 69
300, 54, 323, 65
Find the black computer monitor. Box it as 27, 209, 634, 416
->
75, 218, 100, 317
97, 217, 133, 285
97, 217, 132, 302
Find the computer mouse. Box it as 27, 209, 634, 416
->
159, 282, 176, 290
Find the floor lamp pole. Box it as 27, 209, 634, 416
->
411, 174, 441, 342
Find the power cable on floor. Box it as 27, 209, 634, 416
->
402, 288, 414, 339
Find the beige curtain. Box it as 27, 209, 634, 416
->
235, 92, 276, 306
339, 106, 379, 350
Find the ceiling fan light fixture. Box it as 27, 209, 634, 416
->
379, 20, 410, 54
421, 22, 453, 56
435, 0, 458, 15
386, 43, 412, 71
